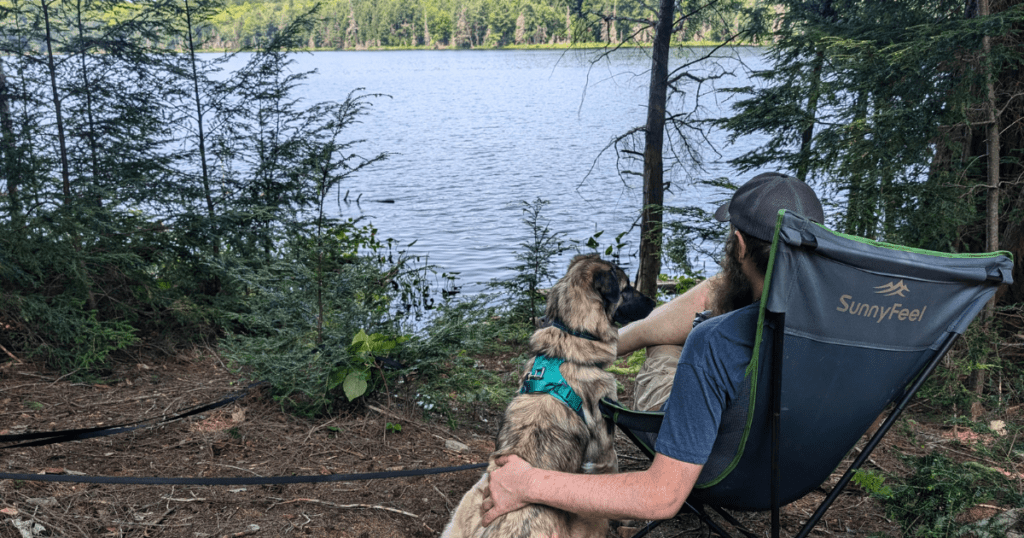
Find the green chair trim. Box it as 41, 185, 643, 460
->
694, 210, 785, 489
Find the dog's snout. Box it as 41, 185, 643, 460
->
612, 287, 656, 325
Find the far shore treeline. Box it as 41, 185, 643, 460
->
2, 0, 757, 52
200, 0, 756, 50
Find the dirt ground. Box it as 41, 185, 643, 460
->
0, 348, 1017, 538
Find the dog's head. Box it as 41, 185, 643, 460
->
545, 254, 656, 334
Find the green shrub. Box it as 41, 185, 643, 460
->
0, 214, 142, 374
919, 320, 1002, 413
336, 330, 410, 401
851, 469, 894, 499
221, 219, 425, 416
881, 453, 1024, 538
393, 296, 526, 422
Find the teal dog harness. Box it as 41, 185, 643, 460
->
520, 355, 586, 421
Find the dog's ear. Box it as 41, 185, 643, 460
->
593, 267, 621, 313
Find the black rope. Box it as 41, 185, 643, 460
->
0, 382, 264, 450
0, 381, 489, 485
0, 463, 488, 485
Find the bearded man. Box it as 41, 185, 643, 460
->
480, 172, 825, 526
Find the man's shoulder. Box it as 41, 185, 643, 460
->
690, 302, 760, 340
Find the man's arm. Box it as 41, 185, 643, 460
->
481, 453, 702, 525
617, 275, 719, 357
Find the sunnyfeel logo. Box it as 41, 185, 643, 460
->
837, 280, 927, 323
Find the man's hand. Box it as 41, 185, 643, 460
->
480, 454, 533, 527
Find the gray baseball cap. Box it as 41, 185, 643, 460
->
714, 172, 825, 242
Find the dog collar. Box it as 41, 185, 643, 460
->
550, 319, 599, 341
519, 355, 586, 421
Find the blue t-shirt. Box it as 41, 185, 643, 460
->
654, 302, 760, 465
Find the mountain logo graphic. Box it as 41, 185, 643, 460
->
874, 280, 909, 297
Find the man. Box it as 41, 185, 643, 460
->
480, 172, 825, 526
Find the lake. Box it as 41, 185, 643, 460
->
231, 47, 775, 294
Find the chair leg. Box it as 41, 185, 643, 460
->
708, 506, 759, 538
683, 502, 740, 538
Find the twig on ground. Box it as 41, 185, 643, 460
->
304, 417, 338, 443
94, 393, 167, 407
50, 369, 81, 385
151, 507, 175, 526
849, 445, 887, 472
16, 371, 55, 381
0, 343, 22, 363
367, 404, 405, 422
196, 463, 264, 476
931, 443, 1015, 472
0, 383, 44, 394
433, 484, 452, 511
111, 519, 190, 527
368, 404, 467, 442
220, 524, 260, 538
267, 497, 419, 518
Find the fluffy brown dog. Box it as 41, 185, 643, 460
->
441, 254, 656, 538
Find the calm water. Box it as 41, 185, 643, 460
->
229, 47, 773, 293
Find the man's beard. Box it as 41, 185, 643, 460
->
711, 240, 756, 316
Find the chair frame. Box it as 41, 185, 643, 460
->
620, 312, 961, 538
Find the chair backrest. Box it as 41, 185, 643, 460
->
689, 211, 1013, 510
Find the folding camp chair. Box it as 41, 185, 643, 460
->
600, 210, 1014, 538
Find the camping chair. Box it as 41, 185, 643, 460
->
600, 210, 1014, 538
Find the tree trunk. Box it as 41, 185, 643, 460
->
43, 0, 98, 311
844, 89, 872, 237
423, 8, 430, 46
0, 59, 18, 217
797, 47, 824, 183
635, 0, 673, 298
970, 0, 999, 417
76, 0, 102, 208
42, 0, 73, 208
184, 0, 218, 255
796, 0, 832, 183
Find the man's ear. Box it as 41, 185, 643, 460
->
593, 268, 621, 313
734, 230, 748, 260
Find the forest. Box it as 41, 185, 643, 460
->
0, 0, 759, 52
200, 0, 756, 50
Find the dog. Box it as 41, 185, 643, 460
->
441, 254, 656, 538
